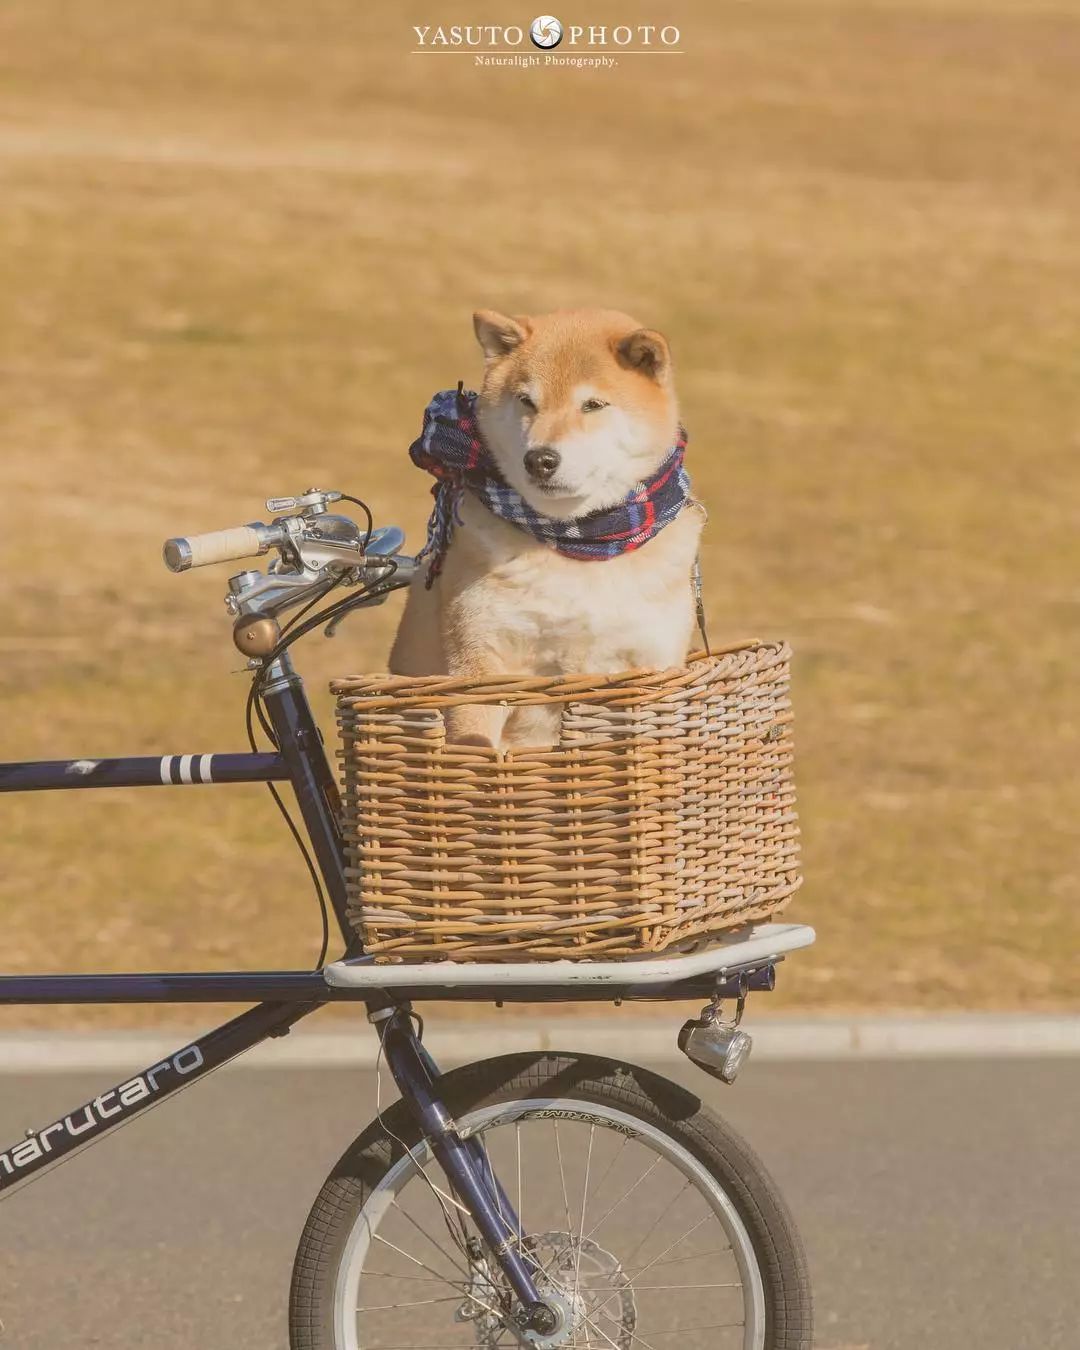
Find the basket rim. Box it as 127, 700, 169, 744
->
332, 639, 790, 710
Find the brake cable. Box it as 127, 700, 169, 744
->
240, 495, 389, 970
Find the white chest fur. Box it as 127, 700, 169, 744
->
389, 495, 706, 747
443, 495, 704, 677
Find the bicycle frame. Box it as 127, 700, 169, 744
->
0, 646, 777, 1327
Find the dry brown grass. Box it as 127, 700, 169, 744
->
1, 0, 1079, 1023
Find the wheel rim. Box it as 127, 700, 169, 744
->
332, 1098, 766, 1350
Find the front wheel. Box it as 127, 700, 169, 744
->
289, 1052, 812, 1350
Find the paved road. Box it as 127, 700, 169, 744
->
0, 1050, 1075, 1349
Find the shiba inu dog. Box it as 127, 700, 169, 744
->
389, 308, 705, 749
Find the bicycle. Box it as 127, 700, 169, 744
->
0, 488, 817, 1349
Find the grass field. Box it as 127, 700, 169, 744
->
1, 0, 1078, 1023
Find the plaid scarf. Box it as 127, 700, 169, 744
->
410, 385, 693, 586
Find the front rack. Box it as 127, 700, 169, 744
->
0, 924, 814, 1005
323, 921, 815, 991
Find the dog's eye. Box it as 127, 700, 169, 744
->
582, 398, 608, 413
518, 394, 537, 412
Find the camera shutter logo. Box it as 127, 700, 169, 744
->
530, 15, 563, 48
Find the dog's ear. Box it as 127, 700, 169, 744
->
473, 310, 530, 360
615, 328, 671, 383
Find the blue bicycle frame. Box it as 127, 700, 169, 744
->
0, 646, 776, 1330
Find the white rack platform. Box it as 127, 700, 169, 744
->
322, 922, 815, 990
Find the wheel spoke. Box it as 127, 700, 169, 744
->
553, 1120, 575, 1238
410, 1163, 473, 1218
356, 1294, 466, 1312
516, 1121, 524, 1245
370, 1234, 461, 1286
619, 1178, 691, 1271
390, 1199, 474, 1285
577, 1282, 741, 1292
621, 1213, 712, 1284
532, 1149, 672, 1283
516, 1141, 630, 1300
637, 1324, 744, 1335
366, 1236, 511, 1331
580, 1132, 629, 1218
578, 1154, 663, 1245
572, 1123, 596, 1315
365, 1272, 467, 1284
578, 1304, 663, 1350
628, 1248, 732, 1271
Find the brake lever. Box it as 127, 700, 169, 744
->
265, 489, 342, 514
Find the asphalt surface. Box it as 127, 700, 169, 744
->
0, 1048, 1075, 1349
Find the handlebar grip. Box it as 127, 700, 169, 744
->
163, 524, 265, 573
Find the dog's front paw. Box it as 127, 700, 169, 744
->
444, 703, 507, 748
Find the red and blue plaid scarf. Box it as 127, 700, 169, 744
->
410, 385, 693, 586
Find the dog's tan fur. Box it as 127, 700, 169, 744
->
389, 308, 704, 748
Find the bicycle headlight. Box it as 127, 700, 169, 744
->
678, 1015, 753, 1084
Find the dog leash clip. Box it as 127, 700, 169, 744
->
692, 555, 711, 655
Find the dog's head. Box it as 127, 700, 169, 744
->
472, 308, 679, 519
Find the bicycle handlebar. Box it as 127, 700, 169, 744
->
163, 523, 277, 573
162, 490, 411, 635
161, 490, 409, 623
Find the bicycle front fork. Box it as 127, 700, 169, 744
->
375, 1008, 557, 1337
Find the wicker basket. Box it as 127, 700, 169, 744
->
332, 641, 801, 963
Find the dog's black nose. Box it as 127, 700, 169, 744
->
524, 447, 560, 481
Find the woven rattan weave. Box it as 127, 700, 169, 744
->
332, 641, 801, 962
